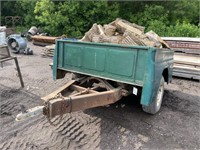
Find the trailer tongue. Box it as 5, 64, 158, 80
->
16, 77, 128, 122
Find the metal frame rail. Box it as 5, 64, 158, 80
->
0, 45, 24, 87
16, 77, 129, 122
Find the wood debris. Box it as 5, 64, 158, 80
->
41, 44, 55, 57
80, 18, 169, 48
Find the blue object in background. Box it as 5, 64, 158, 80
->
63, 38, 78, 41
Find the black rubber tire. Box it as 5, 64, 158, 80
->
142, 77, 165, 114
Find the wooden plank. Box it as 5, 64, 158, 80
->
163, 39, 200, 50
162, 37, 200, 54
174, 53, 200, 65
42, 80, 76, 101
173, 49, 200, 54
174, 63, 200, 69
173, 68, 200, 75
173, 72, 200, 80
174, 61, 200, 67
174, 64, 200, 71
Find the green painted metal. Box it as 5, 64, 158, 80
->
53, 40, 174, 106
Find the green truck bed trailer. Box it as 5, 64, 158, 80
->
16, 40, 174, 122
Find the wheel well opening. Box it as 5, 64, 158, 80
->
162, 68, 168, 83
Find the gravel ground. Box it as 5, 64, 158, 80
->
0, 42, 199, 150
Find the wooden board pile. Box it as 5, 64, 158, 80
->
80, 18, 170, 49
41, 44, 55, 57
162, 37, 200, 80
173, 53, 200, 80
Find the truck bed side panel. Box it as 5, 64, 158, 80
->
141, 48, 174, 106
53, 40, 149, 86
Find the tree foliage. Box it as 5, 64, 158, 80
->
34, 0, 119, 37
1, 0, 199, 37
16, 0, 38, 26
166, 21, 200, 37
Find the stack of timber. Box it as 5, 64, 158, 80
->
162, 37, 200, 54
162, 37, 200, 80
32, 35, 59, 46
80, 18, 170, 49
41, 44, 55, 57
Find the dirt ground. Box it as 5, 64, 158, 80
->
0, 42, 199, 150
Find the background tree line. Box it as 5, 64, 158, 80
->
1, 0, 199, 37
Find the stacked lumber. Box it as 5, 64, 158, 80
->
162, 37, 200, 80
80, 18, 170, 49
41, 44, 55, 57
173, 53, 200, 80
162, 37, 200, 54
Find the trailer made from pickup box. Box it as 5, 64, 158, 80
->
16, 40, 173, 123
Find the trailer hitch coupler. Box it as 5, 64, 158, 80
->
16, 106, 45, 121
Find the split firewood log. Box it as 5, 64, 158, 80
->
111, 18, 145, 35
80, 23, 99, 42
145, 30, 170, 48
103, 24, 116, 36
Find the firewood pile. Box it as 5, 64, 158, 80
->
41, 44, 55, 57
80, 18, 170, 49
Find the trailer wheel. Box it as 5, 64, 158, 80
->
142, 77, 164, 114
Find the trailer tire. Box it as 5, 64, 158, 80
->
142, 77, 164, 114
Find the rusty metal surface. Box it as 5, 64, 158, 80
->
42, 77, 125, 119
42, 80, 76, 101
47, 88, 122, 118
